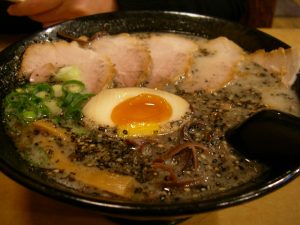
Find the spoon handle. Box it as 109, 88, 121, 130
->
226, 110, 300, 160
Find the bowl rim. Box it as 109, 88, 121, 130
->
0, 10, 300, 219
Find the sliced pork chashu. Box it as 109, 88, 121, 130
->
90, 33, 151, 87
20, 40, 115, 93
247, 46, 300, 87
178, 37, 245, 93
145, 34, 198, 89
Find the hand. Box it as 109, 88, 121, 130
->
7, 0, 118, 27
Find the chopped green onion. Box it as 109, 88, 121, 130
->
25, 83, 54, 99
52, 84, 63, 97
22, 111, 37, 121
4, 80, 93, 123
62, 80, 85, 93
36, 103, 51, 118
59, 92, 93, 120
36, 91, 49, 99
44, 100, 62, 115
56, 65, 81, 81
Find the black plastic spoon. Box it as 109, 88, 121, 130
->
226, 110, 300, 161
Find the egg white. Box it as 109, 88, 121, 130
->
82, 87, 191, 128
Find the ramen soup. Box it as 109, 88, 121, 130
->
3, 33, 300, 202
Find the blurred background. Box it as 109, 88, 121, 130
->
274, 0, 300, 27
243, 0, 300, 28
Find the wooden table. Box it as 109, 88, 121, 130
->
1, 28, 300, 225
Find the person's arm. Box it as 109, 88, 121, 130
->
7, 0, 118, 27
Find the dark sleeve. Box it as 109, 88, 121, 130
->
117, 0, 247, 21
0, 2, 42, 34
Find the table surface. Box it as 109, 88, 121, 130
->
1, 28, 300, 225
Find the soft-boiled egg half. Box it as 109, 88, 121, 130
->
83, 87, 191, 138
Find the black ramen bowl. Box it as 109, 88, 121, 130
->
0, 11, 299, 224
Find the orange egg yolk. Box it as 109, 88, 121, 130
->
111, 94, 172, 126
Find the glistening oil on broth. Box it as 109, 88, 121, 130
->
3, 32, 300, 203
